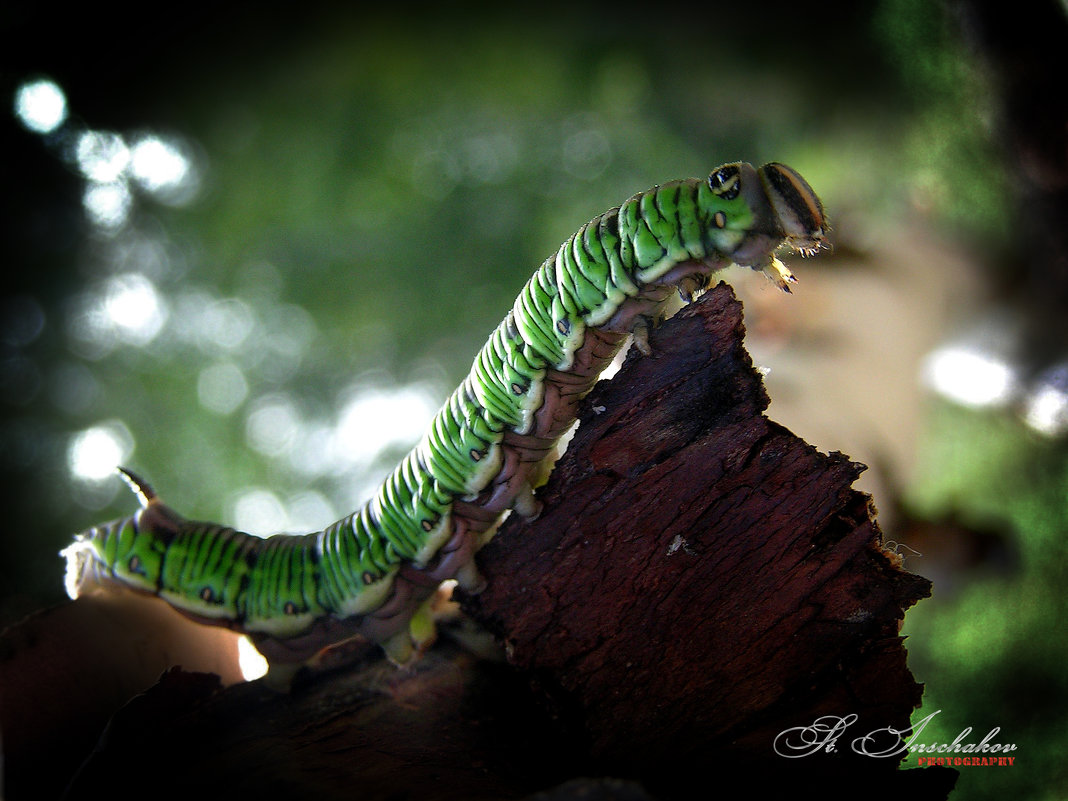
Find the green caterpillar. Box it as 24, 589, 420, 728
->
62, 161, 827, 685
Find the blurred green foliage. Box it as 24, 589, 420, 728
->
874, 0, 1010, 242
902, 401, 1068, 799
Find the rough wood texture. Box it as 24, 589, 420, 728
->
1, 285, 957, 800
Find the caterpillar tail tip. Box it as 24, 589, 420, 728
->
116, 466, 158, 507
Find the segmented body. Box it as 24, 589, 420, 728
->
63, 161, 826, 684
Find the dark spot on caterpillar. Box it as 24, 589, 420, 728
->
128, 555, 143, 574
470, 448, 482, 461
713, 211, 727, 229
200, 586, 214, 603
556, 318, 570, 335
362, 571, 375, 585
708, 166, 741, 201
421, 518, 434, 531
511, 382, 526, 395
283, 601, 298, 615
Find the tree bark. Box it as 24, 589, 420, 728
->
2, 284, 957, 801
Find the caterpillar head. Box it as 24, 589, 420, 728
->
703, 161, 827, 290
757, 162, 827, 256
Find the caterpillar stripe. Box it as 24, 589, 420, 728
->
62, 161, 827, 685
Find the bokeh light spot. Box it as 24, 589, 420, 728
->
68, 421, 134, 482
921, 345, 1017, 409
1022, 363, 1068, 437
246, 394, 301, 457
231, 488, 287, 536
335, 385, 439, 467
14, 78, 68, 134
103, 273, 167, 345
198, 362, 249, 415
76, 131, 130, 183
83, 181, 133, 230
201, 298, 255, 351
130, 134, 199, 204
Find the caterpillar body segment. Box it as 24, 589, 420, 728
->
63, 161, 827, 685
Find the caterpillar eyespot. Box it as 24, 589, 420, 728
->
61, 161, 827, 686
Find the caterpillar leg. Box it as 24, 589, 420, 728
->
381, 593, 438, 666
382, 631, 415, 665
630, 317, 653, 357
759, 256, 798, 292
408, 595, 438, 655
454, 559, 487, 594
512, 481, 542, 520
676, 273, 711, 304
